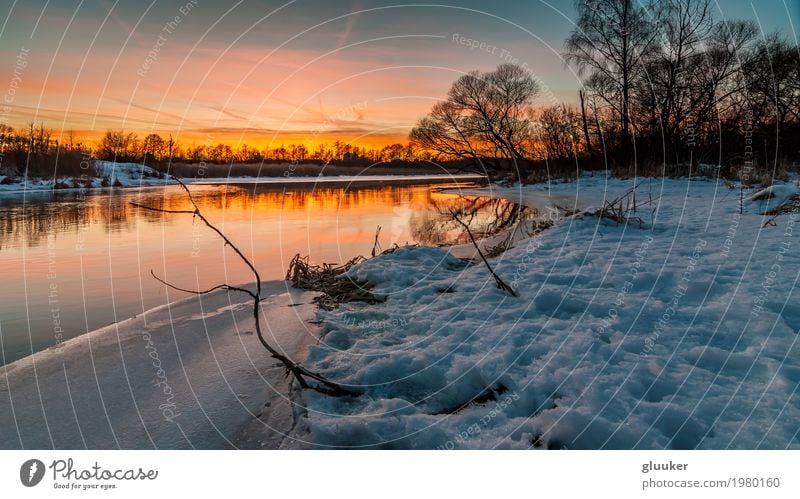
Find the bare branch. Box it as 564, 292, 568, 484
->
449, 209, 519, 297
129, 202, 196, 215
130, 175, 357, 397
149, 269, 257, 300
371, 225, 382, 257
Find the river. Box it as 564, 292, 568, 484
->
0, 177, 528, 365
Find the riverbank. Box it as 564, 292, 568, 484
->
0, 162, 172, 193
0, 161, 486, 194
0, 281, 320, 449
300, 175, 800, 449
3, 175, 798, 449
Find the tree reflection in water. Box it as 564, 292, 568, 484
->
0, 182, 536, 363
0, 184, 522, 251
409, 195, 534, 246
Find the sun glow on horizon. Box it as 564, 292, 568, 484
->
2, 1, 795, 156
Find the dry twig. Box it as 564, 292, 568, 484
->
762, 194, 800, 227
449, 208, 518, 297
592, 183, 645, 227
371, 226, 382, 257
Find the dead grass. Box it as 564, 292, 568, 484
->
286, 254, 385, 310
762, 194, 800, 227
591, 184, 653, 227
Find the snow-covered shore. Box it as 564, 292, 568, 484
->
0, 161, 486, 194
0, 162, 175, 193
302, 176, 800, 449
0, 281, 320, 449
3, 174, 798, 450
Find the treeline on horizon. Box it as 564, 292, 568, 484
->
1, 0, 799, 184
0, 122, 423, 180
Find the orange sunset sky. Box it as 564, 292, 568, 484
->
1, 0, 796, 150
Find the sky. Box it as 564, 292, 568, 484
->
1, 0, 798, 150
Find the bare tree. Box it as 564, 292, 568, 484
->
687, 20, 757, 163
410, 102, 485, 165
142, 133, 166, 163
536, 104, 583, 161
566, 0, 658, 167
98, 130, 139, 162
410, 63, 539, 180
637, 0, 713, 163
744, 35, 800, 140
579, 89, 595, 159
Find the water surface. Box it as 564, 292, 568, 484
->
0, 181, 526, 364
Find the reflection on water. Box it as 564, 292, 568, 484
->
0, 183, 527, 364
411, 195, 535, 245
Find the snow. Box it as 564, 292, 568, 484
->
2, 173, 798, 449
0, 163, 486, 194
302, 176, 800, 449
92, 161, 172, 187
0, 281, 320, 449
750, 183, 800, 214
0, 162, 173, 193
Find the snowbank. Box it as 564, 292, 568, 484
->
0, 281, 320, 449
303, 177, 800, 449
92, 161, 173, 187
0, 163, 486, 194
0, 162, 173, 193
750, 183, 800, 214
4, 174, 797, 450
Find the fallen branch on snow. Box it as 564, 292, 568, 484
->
131, 176, 356, 397
449, 208, 518, 297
